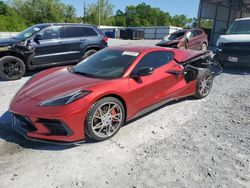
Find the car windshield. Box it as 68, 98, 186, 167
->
73, 48, 139, 79
165, 30, 187, 41
226, 20, 250, 35
14, 25, 46, 40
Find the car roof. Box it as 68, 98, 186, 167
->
235, 17, 250, 21
109, 45, 206, 63
35, 23, 93, 27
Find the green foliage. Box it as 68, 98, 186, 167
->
10, 0, 77, 24
0, 0, 77, 32
122, 3, 173, 27
0, 15, 27, 31
171, 15, 192, 28
0, 0, 196, 32
84, 0, 114, 25
200, 19, 213, 29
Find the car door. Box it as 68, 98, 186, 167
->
32, 26, 65, 65
60, 26, 89, 62
129, 51, 182, 116
188, 30, 202, 50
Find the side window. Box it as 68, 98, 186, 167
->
134, 51, 173, 71
82, 27, 98, 36
62, 27, 84, 38
193, 30, 202, 37
40, 27, 60, 40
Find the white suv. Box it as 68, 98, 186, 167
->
216, 17, 250, 66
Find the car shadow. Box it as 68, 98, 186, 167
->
0, 111, 77, 150
222, 64, 250, 75
0, 97, 195, 150
124, 96, 195, 126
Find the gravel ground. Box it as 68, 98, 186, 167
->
0, 39, 249, 188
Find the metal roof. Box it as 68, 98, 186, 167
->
203, 0, 250, 10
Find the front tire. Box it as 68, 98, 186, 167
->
0, 56, 26, 81
85, 97, 125, 142
194, 68, 213, 99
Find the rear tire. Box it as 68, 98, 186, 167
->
0, 56, 26, 81
85, 97, 125, 142
82, 49, 97, 60
194, 68, 213, 99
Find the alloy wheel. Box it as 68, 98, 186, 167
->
2, 61, 22, 78
198, 73, 213, 96
91, 102, 123, 138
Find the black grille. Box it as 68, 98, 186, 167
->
36, 119, 72, 136
13, 114, 37, 132
222, 42, 250, 56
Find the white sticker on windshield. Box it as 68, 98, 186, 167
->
122, 51, 139, 57
33, 27, 40, 31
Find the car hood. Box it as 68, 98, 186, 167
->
216, 34, 250, 46
0, 38, 20, 47
13, 67, 106, 102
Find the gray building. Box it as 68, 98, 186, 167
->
198, 0, 250, 45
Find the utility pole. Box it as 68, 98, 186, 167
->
83, 1, 86, 23
98, 0, 101, 28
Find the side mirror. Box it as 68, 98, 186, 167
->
186, 32, 192, 40
136, 67, 154, 77
33, 34, 43, 44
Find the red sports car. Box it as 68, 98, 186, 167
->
9, 46, 214, 143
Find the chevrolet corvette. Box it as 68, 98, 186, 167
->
9, 46, 214, 143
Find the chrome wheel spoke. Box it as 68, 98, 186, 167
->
93, 122, 103, 130
91, 102, 123, 138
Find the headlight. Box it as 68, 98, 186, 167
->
39, 90, 92, 106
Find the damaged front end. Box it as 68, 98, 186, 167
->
0, 42, 34, 68
175, 51, 223, 83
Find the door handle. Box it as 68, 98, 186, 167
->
80, 38, 86, 41
165, 70, 183, 75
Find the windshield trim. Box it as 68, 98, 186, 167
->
14, 25, 48, 41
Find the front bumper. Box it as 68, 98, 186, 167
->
10, 112, 87, 144
216, 42, 250, 64
9, 97, 90, 143
217, 51, 250, 64
11, 114, 85, 145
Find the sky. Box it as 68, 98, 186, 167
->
61, 0, 200, 18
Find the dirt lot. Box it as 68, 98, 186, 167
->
0, 39, 249, 188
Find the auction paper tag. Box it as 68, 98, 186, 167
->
122, 51, 139, 57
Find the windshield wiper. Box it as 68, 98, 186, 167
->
73, 71, 100, 78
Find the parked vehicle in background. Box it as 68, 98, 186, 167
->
156, 29, 208, 51
120, 29, 144, 40
216, 17, 250, 66
0, 23, 108, 81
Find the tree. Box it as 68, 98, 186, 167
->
84, 0, 114, 25
114, 9, 126, 26
118, 3, 173, 27
9, 0, 76, 25
171, 14, 192, 28
0, 1, 8, 15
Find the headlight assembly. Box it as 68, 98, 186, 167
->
39, 90, 92, 106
